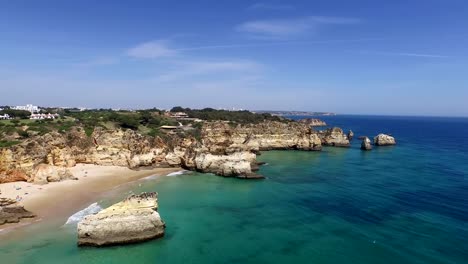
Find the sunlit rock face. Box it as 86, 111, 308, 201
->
318, 127, 350, 147
77, 192, 164, 247
374, 134, 396, 146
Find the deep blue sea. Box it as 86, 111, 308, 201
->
1, 115, 467, 263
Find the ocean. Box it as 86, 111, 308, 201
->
1, 115, 467, 264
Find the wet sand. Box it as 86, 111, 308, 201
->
0, 164, 181, 234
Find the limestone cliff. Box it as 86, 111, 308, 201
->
0, 120, 339, 183
201, 121, 322, 152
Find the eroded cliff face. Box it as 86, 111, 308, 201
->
0, 128, 170, 183
318, 127, 350, 147
201, 121, 322, 153
0, 121, 343, 183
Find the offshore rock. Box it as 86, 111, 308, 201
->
77, 192, 164, 247
360, 137, 372, 151
319, 127, 350, 147
347, 130, 354, 141
0, 198, 36, 225
374, 134, 396, 146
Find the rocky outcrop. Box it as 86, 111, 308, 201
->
194, 151, 259, 178
298, 118, 327, 127
374, 134, 396, 146
77, 192, 164, 247
31, 164, 76, 184
347, 130, 354, 141
0, 198, 35, 225
360, 137, 372, 151
201, 121, 322, 152
318, 127, 350, 147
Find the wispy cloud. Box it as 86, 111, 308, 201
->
367, 51, 448, 58
236, 16, 360, 39
247, 3, 295, 11
154, 59, 263, 82
175, 38, 383, 51
74, 56, 120, 67
126, 40, 177, 59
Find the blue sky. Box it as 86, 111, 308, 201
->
1, 0, 467, 116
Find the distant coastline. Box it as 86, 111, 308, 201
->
254, 110, 336, 117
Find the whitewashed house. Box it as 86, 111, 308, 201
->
30, 113, 58, 120
0, 114, 11, 120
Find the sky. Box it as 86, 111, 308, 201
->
1, 0, 468, 116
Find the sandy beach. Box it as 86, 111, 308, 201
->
0, 164, 181, 233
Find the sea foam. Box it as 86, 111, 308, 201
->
64, 203, 102, 225
166, 170, 190, 177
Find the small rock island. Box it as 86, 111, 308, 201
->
77, 192, 165, 247
374, 134, 396, 146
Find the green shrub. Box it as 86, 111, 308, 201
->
0, 140, 21, 148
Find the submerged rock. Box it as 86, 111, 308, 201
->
0, 198, 35, 225
77, 192, 165, 247
360, 137, 372, 151
374, 134, 396, 146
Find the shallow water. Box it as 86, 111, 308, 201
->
1, 115, 467, 264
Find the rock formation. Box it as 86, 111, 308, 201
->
201, 121, 322, 152
0, 198, 35, 225
360, 137, 372, 151
0, 121, 339, 182
31, 164, 76, 184
347, 130, 354, 141
374, 134, 396, 146
318, 127, 350, 147
298, 118, 327, 127
77, 192, 164, 246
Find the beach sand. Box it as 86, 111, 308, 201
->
0, 164, 181, 233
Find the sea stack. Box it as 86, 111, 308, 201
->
347, 130, 354, 141
360, 137, 372, 151
77, 192, 165, 247
374, 134, 396, 146
319, 127, 350, 147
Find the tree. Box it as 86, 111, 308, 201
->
0, 109, 31, 119
170, 106, 190, 112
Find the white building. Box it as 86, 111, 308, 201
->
170, 112, 189, 118
30, 113, 58, 120
0, 114, 10, 120
12, 104, 39, 113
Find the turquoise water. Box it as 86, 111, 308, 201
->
1, 115, 467, 263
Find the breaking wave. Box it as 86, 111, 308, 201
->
64, 203, 102, 225
167, 170, 190, 177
